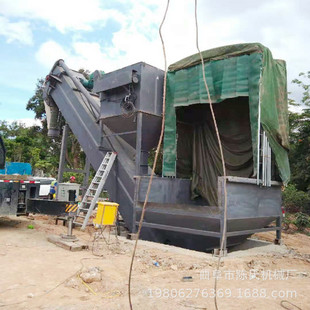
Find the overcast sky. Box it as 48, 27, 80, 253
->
0, 0, 309, 126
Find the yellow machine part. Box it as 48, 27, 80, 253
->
94, 202, 119, 226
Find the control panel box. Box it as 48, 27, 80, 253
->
57, 183, 80, 202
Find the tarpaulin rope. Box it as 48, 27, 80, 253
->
194, 1, 228, 310
127, 1, 170, 309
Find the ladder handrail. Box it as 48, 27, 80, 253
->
74, 152, 117, 230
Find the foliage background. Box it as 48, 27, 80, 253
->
0, 76, 87, 179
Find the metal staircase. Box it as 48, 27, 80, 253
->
74, 152, 117, 230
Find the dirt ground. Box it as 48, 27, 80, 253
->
0, 215, 309, 310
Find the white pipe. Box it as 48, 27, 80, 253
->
256, 72, 262, 185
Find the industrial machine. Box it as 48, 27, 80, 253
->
42, 43, 289, 251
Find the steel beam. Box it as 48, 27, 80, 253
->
226, 226, 281, 237
136, 221, 222, 238
58, 124, 69, 184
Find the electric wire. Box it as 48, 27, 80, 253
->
127, 1, 170, 309
194, 1, 228, 310
280, 300, 302, 310
0, 257, 102, 308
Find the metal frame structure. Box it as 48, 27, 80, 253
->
57, 124, 91, 196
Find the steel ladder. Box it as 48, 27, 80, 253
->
73, 151, 117, 230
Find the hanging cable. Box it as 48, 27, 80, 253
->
280, 300, 302, 310
194, 1, 228, 310
127, 1, 170, 309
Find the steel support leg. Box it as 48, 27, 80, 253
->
135, 112, 143, 175
58, 124, 69, 184
214, 217, 227, 256
81, 158, 91, 197
135, 112, 148, 175
67, 216, 73, 236
61, 216, 77, 240
275, 216, 282, 245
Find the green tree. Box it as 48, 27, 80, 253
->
283, 184, 310, 213
292, 72, 310, 107
0, 121, 58, 176
25, 73, 89, 175
289, 72, 310, 192
26, 78, 46, 122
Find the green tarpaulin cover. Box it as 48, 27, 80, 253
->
162, 43, 290, 205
